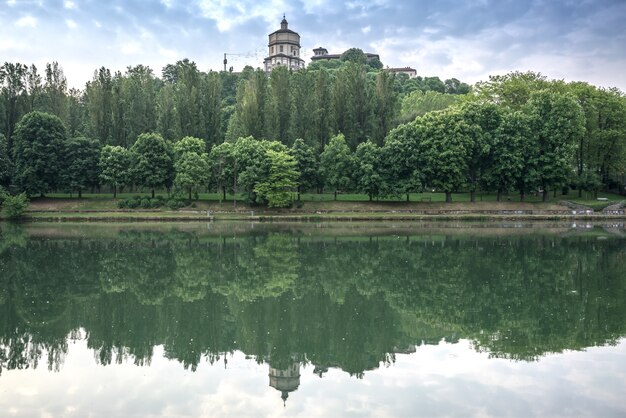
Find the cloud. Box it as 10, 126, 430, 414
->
15, 15, 37, 27
0, 0, 624, 90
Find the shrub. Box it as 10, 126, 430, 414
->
3, 193, 29, 219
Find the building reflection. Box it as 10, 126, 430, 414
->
269, 361, 301, 406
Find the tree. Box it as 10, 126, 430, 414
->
482, 110, 527, 201
173, 136, 206, 158
99, 145, 131, 198
85, 67, 113, 144
62, 137, 101, 198
340, 48, 367, 65
380, 124, 424, 200
12, 111, 66, 196
174, 151, 209, 200
398, 90, 459, 125
254, 150, 299, 208
130, 132, 174, 198
311, 68, 334, 151
232, 136, 287, 203
290, 138, 318, 199
265, 66, 291, 144
372, 70, 398, 146
208, 141, 235, 201
354, 141, 382, 201
334, 62, 371, 149
2, 192, 28, 218
418, 110, 470, 202
524, 90, 584, 201
0, 133, 12, 187
173, 137, 209, 200
320, 134, 353, 200
0, 62, 28, 149
458, 102, 501, 202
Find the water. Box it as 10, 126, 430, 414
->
0, 222, 625, 417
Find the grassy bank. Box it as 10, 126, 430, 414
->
3, 191, 624, 222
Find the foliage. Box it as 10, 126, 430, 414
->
354, 141, 382, 200
0, 133, 12, 187
12, 111, 66, 196
130, 132, 174, 196
319, 134, 353, 199
290, 139, 318, 194
61, 137, 101, 197
99, 145, 131, 198
254, 150, 299, 207
2, 192, 28, 218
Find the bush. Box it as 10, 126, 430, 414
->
3, 193, 29, 219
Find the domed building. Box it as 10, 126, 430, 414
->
263, 15, 305, 72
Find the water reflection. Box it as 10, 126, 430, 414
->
0, 222, 625, 406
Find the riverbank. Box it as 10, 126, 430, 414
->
4, 197, 625, 222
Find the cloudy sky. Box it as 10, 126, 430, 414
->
1, 0, 625, 90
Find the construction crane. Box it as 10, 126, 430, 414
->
223, 49, 264, 72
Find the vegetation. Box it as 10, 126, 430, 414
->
0, 226, 624, 373
1, 59, 625, 207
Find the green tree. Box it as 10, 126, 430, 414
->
265, 66, 291, 144
354, 141, 382, 201
12, 111, 66, 196
0, 62, 29, 149
85, 67, 113, 144
418, 110, 471, 202
130, 132, 174, 198
61, 137, 101, 198
2, 192, 28, 218
372, 70, 398, 146
174, 152, 209, 200
290, 138, 318, 199
524, 90, 584, 201
173, 137, 209, 200
482, 110, 527, 201
398, 90, 459, 124
380, 123, 424, 200
334, 62, 370, 149
311, 68, 334, 151
99, 145, 131, 198
203, 71, 223, 149
320, 134, 353, 200
208, 141, 235, 201
0, 133, 12, 187
254, 149, 299, 208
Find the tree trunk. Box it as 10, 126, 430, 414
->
222, 187, 226, 202
406, 193, 409, 202
470, 190, 476, 202
445, 191, 452, 203
189, 188, 192, 200
113, 185, 117, 199
152, 189, 155, 199
369, 193, 372, 202
496, 190, 501, 202
578, 188, 582, 198
542, 189, 548, 202
520, 190, 525, 202
553, 189, 557, 198
334, 190, 337, 201
78, 189, 82, 199
297, 185, 301, 201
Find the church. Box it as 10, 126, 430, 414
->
263, 15, 306, 72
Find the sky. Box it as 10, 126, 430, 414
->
1, 0, 625, 90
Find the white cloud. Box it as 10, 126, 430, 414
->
64, 0, 76, 10
361, 26, 371, 34
15, 15, 37, 28
65, 19, 77, 29
6, 0, 16, 6
196, 0, 288, 32
121, 41, 142, 55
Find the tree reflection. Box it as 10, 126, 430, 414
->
0, 225, 624, 379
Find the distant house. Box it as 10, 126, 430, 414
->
310, 46, 380, 62
386, 67, 418, 78
264, 15, 306, 72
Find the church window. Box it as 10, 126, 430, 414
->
280, 45, 283, 52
